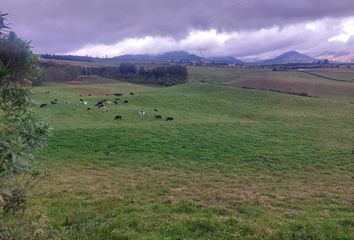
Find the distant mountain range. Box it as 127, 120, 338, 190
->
43, 50, 354, 65
316, 51, 354, 63
112, 50, 325, 65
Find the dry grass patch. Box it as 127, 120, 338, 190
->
33, 165, 354, 219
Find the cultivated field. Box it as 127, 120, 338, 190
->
189, 66, 354, 99
10, 68, 354, 239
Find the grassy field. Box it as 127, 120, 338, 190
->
7, 71, 354, 239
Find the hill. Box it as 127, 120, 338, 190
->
112, 54, 154, 62
113, 51, 202, 63
207, 55, 243, 64
263, 51, 317, 65
111, 52, 244, 64
155, 51, 202, 62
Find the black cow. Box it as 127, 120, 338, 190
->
165, 117, 174, 121
114, 100, 118, 104
50, 101, 57, 104
155, 115, 162, 119
154, 109, 159, 112
39, 104, 48, 108
87, 107, 91, 110
123, 100, 129, 104
88, 94, 91, 96
130, 92, 134, 95
95, 100, 105, 107
114, 93, 123, 96
114, 115, 122, 120
80, 98, 84, 102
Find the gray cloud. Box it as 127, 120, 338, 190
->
1, 0, 354, 55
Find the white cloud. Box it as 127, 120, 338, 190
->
67, 17, 354, 59
329, 17, 354, 42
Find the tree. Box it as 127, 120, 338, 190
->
138, 66, 145, 75
0, 12, 51, 237
119, 63, 136, 75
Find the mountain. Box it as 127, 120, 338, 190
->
113, 54, 154, 62
263, 51, 317, 65
207, 56, 243, 64
316, 51, 354, 63
155, 51, 202, 62
112, 51, 202, 63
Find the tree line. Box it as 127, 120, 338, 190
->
88, 63, 188, 86
38, 62, 188, 86
40, 54, 94, 62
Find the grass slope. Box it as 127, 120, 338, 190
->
9, 79, 354, 239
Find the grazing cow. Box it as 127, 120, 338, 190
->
87, 107, 91, 110
80, 98, 84, 102
165, 117, 174, 121
53, 99, 59, 102
154, 109, 158, 112
83, 101, 88, 105
123, 100, 129, 104
106, 94, 109, 96
107, 101, 112, 104
114, 115, 122, 120
130, 92, 134, 95
155, 115, 162, 119
114, 93, 123, 97
79, 94, 82, 97
138, 110, 145, 116
50, 101, 57, 104
95, 100, 105, 107
88, 94, 91, 96
39, 104, 48, 108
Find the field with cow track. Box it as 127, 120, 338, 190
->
9, 71, 354, 239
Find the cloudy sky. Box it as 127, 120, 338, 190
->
1, 0, 354, 59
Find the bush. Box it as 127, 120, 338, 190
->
0, 13, 51, 238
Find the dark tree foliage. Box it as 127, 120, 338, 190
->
38, 61, 188, 86
119, 63, 136, 75
138, 66, 146, 75
0, 13, 51, 238
38, 61, 82, 84
40, 54, 94, 62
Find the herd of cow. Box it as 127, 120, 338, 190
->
39, 91, 174, 122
